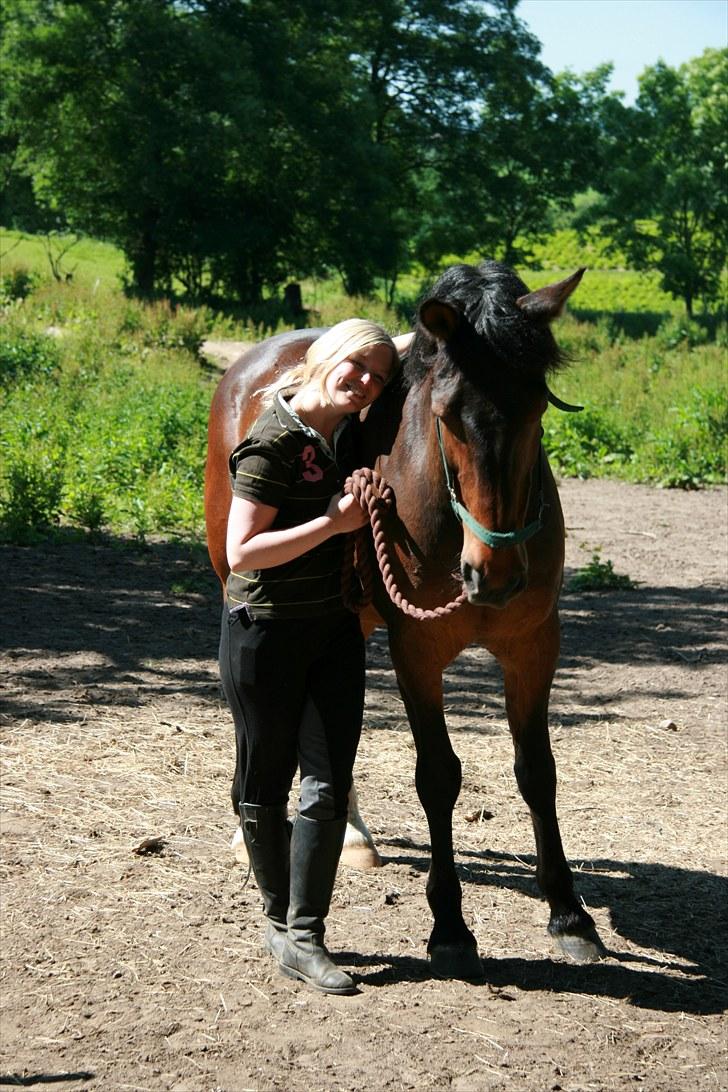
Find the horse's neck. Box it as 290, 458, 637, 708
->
380, 383, 456, 543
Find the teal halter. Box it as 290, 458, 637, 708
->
435, 418, 544, 549
434, 388, 581, 549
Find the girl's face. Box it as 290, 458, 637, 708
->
323, 343, 394, 413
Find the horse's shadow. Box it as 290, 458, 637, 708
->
344, 842, 728, 1014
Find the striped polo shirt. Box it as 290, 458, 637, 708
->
225, 395, 356, 619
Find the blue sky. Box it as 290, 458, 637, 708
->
517, 0, 727, 100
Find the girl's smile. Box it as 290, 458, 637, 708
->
325, 343, 393, 410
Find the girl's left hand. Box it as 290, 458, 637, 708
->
326, 491, 368, 532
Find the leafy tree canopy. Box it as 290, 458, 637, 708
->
4, 2, 719, 310
586, 48, 727, 316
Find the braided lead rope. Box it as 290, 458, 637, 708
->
342, 468, 467, 621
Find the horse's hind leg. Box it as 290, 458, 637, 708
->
391, 630, 483, 979
497, 610, 606, 962
341, 782, 382, 868
230, 755, 380, 870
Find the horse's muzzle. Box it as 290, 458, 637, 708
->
461, 563, 527, 608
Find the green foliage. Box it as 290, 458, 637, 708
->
415, 66, 615, 268
2, 0, 406, 299
544, 315, 726, 487
585, 49, 728, 316
654, 316, 711, 350
528, 227, 619, 271
0, 287, 213, 542
0, 328, 60, 387
1, 442, 66, 536
0, 231, 724, 550
544, 406, 633, 479
1, 230, 125, 289
570, 550, 637, 592
0, 0, 617, 301
3, 4, 723, 313
0, 264, 38, 302
639, 385, 728, 488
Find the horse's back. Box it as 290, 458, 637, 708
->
204, 329, 323, 587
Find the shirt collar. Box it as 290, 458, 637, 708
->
276, 391, 347, 460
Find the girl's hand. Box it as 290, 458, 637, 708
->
326, 491, 368, 532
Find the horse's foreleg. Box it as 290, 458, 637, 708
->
498, 611, 606, 962
392, 637, 482, 979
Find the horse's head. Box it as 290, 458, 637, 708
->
411, 261, 584, 608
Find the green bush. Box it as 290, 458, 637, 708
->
0, 330, 212, 541
64, 479, 107, 532
0, 265, 38, 303
0, 330, 61, 388
654, 316, 711, 350
570, 550, 638, 591
544, 406, 634, 479
636, 386, 728, 488
0, 440, 66, 534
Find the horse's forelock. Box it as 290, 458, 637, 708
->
410, 261, 565, 381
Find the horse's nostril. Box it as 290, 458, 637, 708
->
461, 562, 481, 593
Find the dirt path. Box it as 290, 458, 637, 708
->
1, 480, 726, 1091
200, 340, 251, 371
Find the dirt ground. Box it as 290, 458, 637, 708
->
1, 479, 727, 1092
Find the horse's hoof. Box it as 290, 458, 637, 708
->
429, 944, 484, 980
340, 841, 382, 869
554, 926, 607, 963
230, 825, 248, 865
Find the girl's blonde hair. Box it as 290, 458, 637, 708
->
259, 319, 398, 409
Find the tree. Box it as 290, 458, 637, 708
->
1, 0, 637, 303
343, 0, 552, 284
1, 0, 294, 297
411, 64, 614, 269
1, 0, 403, 300
589, 49, 728, 316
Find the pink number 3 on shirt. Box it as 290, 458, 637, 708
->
300, 445, 324, 482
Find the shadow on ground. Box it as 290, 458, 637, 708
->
358, 838, 728, 1015
2, 540, 725, 727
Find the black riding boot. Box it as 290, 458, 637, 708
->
279, 814, 355, 995
241, 803, 290, 961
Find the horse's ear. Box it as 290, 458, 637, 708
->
516, 268, 586, 323
419, 299, 460, 342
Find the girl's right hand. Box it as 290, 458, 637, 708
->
326, 491, 368, 532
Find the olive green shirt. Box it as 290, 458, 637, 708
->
225, 395, 355, 619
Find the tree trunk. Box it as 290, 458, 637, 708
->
130, 229, 157, 298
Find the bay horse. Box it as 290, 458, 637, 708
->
205, 260, 606, 978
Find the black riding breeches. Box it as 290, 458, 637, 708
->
219, 606, 365, 821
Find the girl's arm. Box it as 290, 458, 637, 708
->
226, 491, 368, 572
392, 331, 414, 355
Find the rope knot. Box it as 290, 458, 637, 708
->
344, 468, 394, 516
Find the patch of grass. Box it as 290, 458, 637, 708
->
1, 228, 125, 290
544, 318, 726, 487
570, 550, 638, 592
0, 297, 214, 542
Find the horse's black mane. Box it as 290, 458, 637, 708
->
407, 260, 565, 384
